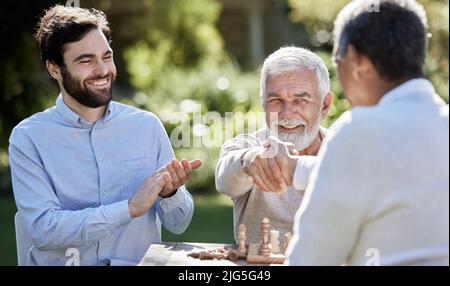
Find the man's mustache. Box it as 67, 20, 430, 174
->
272, 119, 307, 128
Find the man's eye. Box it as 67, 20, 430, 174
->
103, 55, 112, 60
294, 98, 308, 104
80, 60, 91, 64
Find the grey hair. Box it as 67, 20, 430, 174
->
260, 46, 330, 103
334, 0, 428, 47
332, 0, 428, 79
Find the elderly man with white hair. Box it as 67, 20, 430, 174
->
215, 47, 332, 243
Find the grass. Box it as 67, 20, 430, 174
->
163, 194, 235, 243
0, 196, 18, 266
0, 193, 233, 266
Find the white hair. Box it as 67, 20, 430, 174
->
260, 46, 330, 103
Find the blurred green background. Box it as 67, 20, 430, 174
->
0, 0, 448, 265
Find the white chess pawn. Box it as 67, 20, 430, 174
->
237, 224, 247, 256
259, 217, 271, 256
270, 230, 280, 254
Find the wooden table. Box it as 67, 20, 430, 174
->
138, 242, 259, 266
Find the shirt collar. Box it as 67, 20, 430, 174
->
55, 94, 114, 127
378, 78, 435, 106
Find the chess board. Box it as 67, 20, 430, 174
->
183, 217, 291, 264
139, 242, 256, 266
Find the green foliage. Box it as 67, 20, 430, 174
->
0, 1, 60, 150
123, 0, 226, 90
123, 0, 265, 194
0, 0, 60, 193
424, 0, 450, 102
288, 0, 346, 32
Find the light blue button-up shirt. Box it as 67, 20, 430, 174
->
9, 95, 194, 266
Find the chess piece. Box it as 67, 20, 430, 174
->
237, 224, 247, 256
216, 252, 227, 260
282, 232, 292, 254
258, 217, 271, 256
188, 246, 250, 262
199, 251, 214, 260
213, 248, 228, 260
227, 249, 240, 261
188, 252, 200, 259
270, 230, 280, 254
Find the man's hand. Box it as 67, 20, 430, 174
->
263, 137, 299, 186
155, 159, 202, 198
241, 147, 288, 193
128, 172, 172, 218
128, 159, 202, 218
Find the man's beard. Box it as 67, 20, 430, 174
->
270, 114, 322, 151
61, 68, 115, 108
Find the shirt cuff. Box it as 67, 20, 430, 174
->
159, 186, 191, 212
292, 156, 317, 190
104, 200, 133, 230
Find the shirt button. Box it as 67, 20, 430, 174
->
98, 157, 103, 161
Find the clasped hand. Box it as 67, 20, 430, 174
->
128, 159, 202, 218
242, 137, 299, 193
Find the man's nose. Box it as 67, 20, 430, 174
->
281, 101, 296, 115
94, 61, 109, 77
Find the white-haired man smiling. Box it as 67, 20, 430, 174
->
215, 47, 332, 243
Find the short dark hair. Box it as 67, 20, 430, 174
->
333, 0, 428, 80
35, 5, 111, 67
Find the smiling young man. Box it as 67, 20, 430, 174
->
215, 47, 332, 243
9, 5, 201, 265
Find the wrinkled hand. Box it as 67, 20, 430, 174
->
155, 159, 202, 198
242, 147, 288, 193
263, 136, 299, 186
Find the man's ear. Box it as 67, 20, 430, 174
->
347, 44, 373, 80
321, 92, 333, 119
45, 60, 62, 81
345, 45, 361, 80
